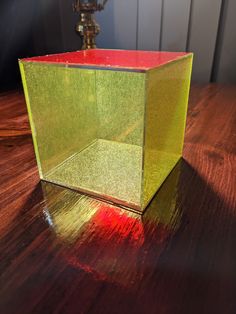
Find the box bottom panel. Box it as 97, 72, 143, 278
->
45, 139, 143, 209
43, 139, 181, 211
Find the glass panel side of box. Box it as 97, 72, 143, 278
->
20, 62, 146, 210
142, 55, 193, 209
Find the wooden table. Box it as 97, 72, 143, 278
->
0, 85, 235, 314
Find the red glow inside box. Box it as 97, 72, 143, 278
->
22, 49, 190, 71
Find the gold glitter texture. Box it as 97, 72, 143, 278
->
19, 53, 192, 212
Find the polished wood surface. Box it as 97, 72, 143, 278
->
0, 85, 235, 314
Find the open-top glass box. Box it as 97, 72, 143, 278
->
19, 49, 193, 213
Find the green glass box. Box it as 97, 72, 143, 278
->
19, 49, 193, 213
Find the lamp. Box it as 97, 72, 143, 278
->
74, 0, 108, 50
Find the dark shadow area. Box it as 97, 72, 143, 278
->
0, 0, 81, 92
0, 1, 37, 91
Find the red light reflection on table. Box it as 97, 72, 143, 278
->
42, 162, 182, 288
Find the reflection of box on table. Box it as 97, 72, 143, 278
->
41, 160, 182, 287
19, 49, 193, 213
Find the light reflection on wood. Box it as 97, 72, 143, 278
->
41, 160, 183, 287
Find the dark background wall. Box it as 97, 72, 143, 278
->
0, 0, 80, 91
0, 0, 236, 91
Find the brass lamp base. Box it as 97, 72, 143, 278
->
74, 1, 108, 50
76, 12, 100, 50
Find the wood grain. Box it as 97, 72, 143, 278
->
0, 85, 235, 314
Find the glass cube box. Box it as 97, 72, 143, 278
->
19, 49, 193, 213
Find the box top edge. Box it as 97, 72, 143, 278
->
19, 49, 192, 71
